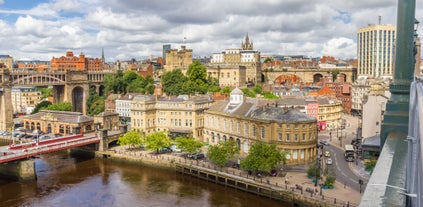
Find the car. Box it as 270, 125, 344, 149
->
187, 153, 205, 160
169, 145, 182, 153
320, 140, 329, 146
326, 158, 333, 165
39, 135, 51, 140
324, 151, 331, 157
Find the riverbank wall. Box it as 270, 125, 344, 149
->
95, 149, 356, 207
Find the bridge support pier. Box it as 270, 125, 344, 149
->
98, 129, 108, 151
0, 160, 37, 181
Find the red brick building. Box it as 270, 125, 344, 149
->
50, 51, 105, 71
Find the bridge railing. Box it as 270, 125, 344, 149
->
0, 135, 100, 163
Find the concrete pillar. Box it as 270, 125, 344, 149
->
0, 160, 36, 181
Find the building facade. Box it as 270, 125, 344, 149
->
204, 88, 318, 165
11, 87, 42, 114
164, 46, 193, 75
0, 55, 13, 70
210, 33, 261, 84
206, 64, 247, 88
50, 51, 105, 71
14, 60, 50, 71
130, 94, 214, 139
357, 24, 396, 78
23, 110, 94, 135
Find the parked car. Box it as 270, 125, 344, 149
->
187, 153, 205, 160
169, 145, 182, 153
326, 158, 333, 165
16, 127, 26, 132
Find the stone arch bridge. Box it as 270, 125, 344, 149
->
262, 67, 356, 84
0, 70, 114, 130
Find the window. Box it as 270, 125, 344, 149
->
261, 127, 265, 139
292, 150, 298, 159
286, 124, 290, 129
302, 133, 306, 141
294, 134, 298, 141
300, 149, 305, 159
294, 124, 298, 129
278, 133, 282, 141
286, 134, 290, 141
243, 141, 249, 153
244, 123, 249, 136
253, 125, 257, 136
237, 122, 241, 134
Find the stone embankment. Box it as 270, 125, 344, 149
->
97, 147, 359, 207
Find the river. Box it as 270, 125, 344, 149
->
0, 147, 289, 207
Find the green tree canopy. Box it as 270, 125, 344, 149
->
32, 100, 52, 114
161, 69, 188, 96
240, 142, 283, 174
145, 131, 173, 154
44, 102, 72, 111
117, 130, 144, 149
38, 87, 53, 99
104, 70, 125, 94
174, 136, 203, 154
207, 140, 239, 167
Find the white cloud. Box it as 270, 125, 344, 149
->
0, 0, 421, 62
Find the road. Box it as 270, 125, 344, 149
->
318, 114, 368, 193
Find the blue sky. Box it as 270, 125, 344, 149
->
0, 0, 421, 62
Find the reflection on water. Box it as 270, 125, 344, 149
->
0, 150, 288, 207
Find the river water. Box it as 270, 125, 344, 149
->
0, 148, 289, 207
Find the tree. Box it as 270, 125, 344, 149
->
207, 140, 239, 167
32, 100, 52, 114
161, 69, 188, 96
186, 60, 208, 94
104, 70, 125, 94
89, 99, 105, 115
145, 131, 173, 154
38, 87, 53, 99
174, 136, 203, 154
240, 142, 283, 174
44, 102, 73, 111
117, 130, 144, 150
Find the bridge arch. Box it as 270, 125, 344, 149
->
313, 73, 324, 83
99, 85, 105, 97
273, 74, 302, 85
72, 86, 84, 113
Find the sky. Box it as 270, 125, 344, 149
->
0, 0, 421, 62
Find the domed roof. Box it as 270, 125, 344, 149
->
230, 87, 243, 95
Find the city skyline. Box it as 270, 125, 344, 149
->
0, 0, 422, 62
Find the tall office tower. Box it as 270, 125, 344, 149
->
162, 44, 171, 63
357, 24, 396, 78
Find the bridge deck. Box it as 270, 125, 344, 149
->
0, 134, 99, 163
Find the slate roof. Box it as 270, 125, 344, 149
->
23, 110, 93, 124
250, 107, 316, 123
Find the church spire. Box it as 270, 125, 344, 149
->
101, 48, 105, 63
241, 33, 253, 50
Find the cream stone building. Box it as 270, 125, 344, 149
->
11, 87, 43, 114
164, 45, 193, 75
206, 65, 247, 87
204, 88, 318, 165
0, 55, 13, 70
210, 34, 261, 84
130, 94, 214, 139
315, 96, 343, 131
